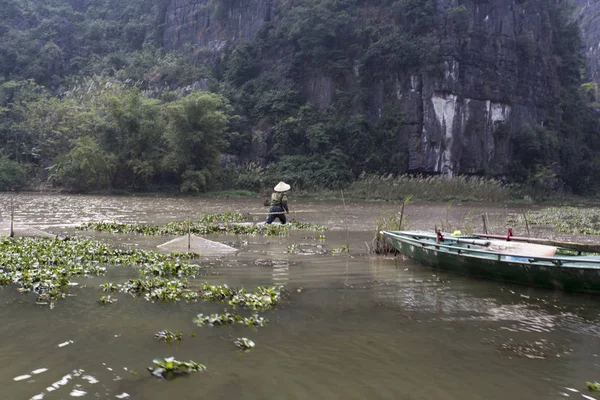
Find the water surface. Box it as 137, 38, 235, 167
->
0, 193, 599, 400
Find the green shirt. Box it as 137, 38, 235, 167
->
270, 192, 289, 211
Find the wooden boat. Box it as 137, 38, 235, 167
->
381, 230, 600, 295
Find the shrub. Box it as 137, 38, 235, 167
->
49, 137, 116, 192
0, 157, 26, 191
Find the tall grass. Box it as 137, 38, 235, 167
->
370, 197, 412, 254
346, 174, 511, 202
371, 213, 405, 254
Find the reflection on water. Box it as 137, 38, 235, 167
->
0, 193, 600, 399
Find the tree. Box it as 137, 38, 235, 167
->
50, 136, 116, 192
163, 91, 229, 192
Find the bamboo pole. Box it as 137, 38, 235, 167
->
10, 192, 14, 238
187, 217, 191, 252
522, 211, 531, 237
398, 199, 405, 230
246, 210, 316, 216
341, 190, 349, 251
481, 213, 488, 234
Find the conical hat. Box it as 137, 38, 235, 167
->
274, 181, 291, 192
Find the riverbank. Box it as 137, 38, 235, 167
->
8, 174, 591, 205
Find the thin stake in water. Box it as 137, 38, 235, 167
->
10, 191, 14, 238
482, 213, 488, 234
187, 217, 191, 252
341, 190, 349, 252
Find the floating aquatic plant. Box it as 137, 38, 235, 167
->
198, 283, 281, 311
507, 207, 600, 235
76, 219, 326, 237
193, 313, 267, 327
100, 282, 117, 292
139, 260, 203, 278
234, 337, 255, 351
118, 278, 198, 303
154, 330, 183, 343
148, 357, 206, 379
587, 381, 600, 391
289, 221, 327, 231
332, 245, 350, 254
98, 295, 117, 305
198, 212, 246, 224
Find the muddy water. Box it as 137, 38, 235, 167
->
1, 193, 600, 400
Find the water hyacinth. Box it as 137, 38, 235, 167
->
588, 382, 600, 392
198, 212, 246, 224
98, 295, 117, 305
76, 219, 326, 236
100, 282, 118, 292
332, 245, 350, 254
0, 235, 198, 304
0, 237, 121, 302
198, 283, 281, 310
234, 337, 255, 351
154, 330, 183, 343
193, 313, 267, 327
148, 357, 206, 379
508, 207, 600, 235
118, 278, 196, 303
139, 261, 203, 278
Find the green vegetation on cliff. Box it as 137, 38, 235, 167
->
0, 0, 598, 197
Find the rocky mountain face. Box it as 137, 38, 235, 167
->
162, 0, 564, 176
575, 0, 600, 84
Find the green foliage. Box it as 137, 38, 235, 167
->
447, 5, 470, 32
285, 0, 354, 71
155, 330, 184, 343
0, 0, 597, 197
180, 170, 210, 193
0, 157, 27, 190
516, 34, 537, 59
332, 244, 349, 254
148, 357, 206, 379
0, 0, 169, 87
163, 91, 229, 191
510, 124, 559, 185
194, 312, 267, 327
76, 219, 326, 236
547, 1, 600, 195
390, 0, 437, 35
509, 207, 600, 235
362, 33, 436, 79
269, 152, 353, 190
50, 137, 116, 192
224, 43, 261, 85
102, 88, 166, 190
340, 174, 511, 202
0, 236, 197, 304
580, 82, 599, 104
234, 337, 255, 351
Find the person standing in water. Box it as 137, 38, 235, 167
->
265, 181, 290, 224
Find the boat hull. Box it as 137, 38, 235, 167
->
383, 231, 600, 295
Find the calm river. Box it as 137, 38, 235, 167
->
0, 193, 599, 400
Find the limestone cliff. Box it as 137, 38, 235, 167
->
575, 0, 600, 84
162, 0, 565, 176
163, 0, 272, 57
